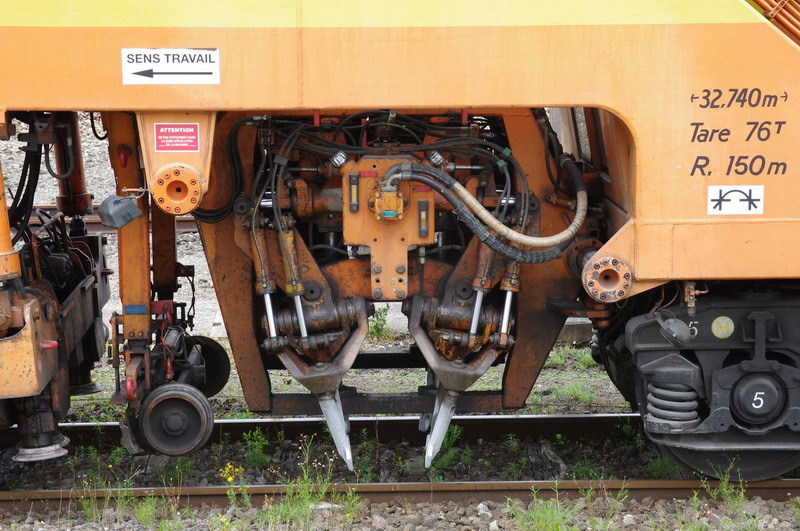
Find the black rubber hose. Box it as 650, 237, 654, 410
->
391, 157, 583, 225
89, 112, 108, 140
403, 173, 564, 264
43, 128, 74, 180
11, 145, 41, 245
193, 118, 251, 223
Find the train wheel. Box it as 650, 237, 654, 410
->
659, 444, 800, 481
139, 383, 214, 456
186, 335, 231, 398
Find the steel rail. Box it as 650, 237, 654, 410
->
4, 415, 799, 512
3, 479, 800, 512
1, 414, 639, 448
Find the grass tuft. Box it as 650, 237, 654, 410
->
509, 486, 580, 530
368, 305, 394, 341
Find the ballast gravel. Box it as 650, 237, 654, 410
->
0, 494, 799, 530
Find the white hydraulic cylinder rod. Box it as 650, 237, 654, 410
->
294, 295, 308, 338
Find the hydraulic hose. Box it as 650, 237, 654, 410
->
398, 173, 565, 264
44, 133, 75, 180
387, 158, 587, 249
194, 120, 246, 223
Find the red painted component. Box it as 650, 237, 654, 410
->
359, 170, 378, 178
461, 109, 468, 125
116, 145, 132, 168
166, 357, 174, 381
412, 185, 431, 192
125, 377, 137, 400
40, 340, 59, 350
151, 299, 175, 325
313, 109, 320, 127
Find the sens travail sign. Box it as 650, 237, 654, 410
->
121, 48, 220, 85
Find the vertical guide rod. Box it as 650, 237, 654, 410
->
501, 290, 513, 334
264, 294, 277, 337
294, 295, 308, 337
469, 290, 484, 335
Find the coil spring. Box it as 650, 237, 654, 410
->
646, 382, 700, 428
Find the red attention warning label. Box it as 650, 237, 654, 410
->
154, 123, 200, 152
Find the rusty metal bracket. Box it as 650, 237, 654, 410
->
275, 296, 369, 469
546, 298, 612, 320
409, 295, 500, 391
408, 294, 500, 466
276, 297, 368, 394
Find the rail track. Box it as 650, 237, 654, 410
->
2, 414, 799, 513
3, 479, 800, 513
4, 413, 638, 448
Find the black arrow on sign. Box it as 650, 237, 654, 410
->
133, 69, 213, 78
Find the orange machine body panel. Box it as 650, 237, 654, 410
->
1, 1, 797, 290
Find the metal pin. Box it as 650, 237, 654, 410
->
294, 295, 308, 337
264, 293, 278, 338
501, 290, 513, 334
469, 290, 484, 335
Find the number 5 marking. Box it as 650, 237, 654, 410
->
752, 391, 765, 409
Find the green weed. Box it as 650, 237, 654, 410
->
133, 493, 159, 528
617, 420, 648, 450
354, 428, 376, 483
77, 475, 112, 523
157, 493, 187, 531
646, 456, 683, 479
157, 457, 194, 487
428, 425, 463, 481
553, 381, 596, 405
575, 347, 597, 369
509, 486, 579, 530
791, 497, 800, 524
571, 454, 607, 480
109, 446, 127, 466
701, 462, 761, 530
259, 435, 348, 528
460, 446, 474, 468
243, 427, 271, 469
504, 433, 521, 453
331, 487, 362, 523
673, 490, 709, 530
368, 305, 394, 341
545, 348, 568, 368
506, 457, 530, 480
221, 410, 256, 420
580, 484, 628, 520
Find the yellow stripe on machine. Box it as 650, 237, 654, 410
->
0, 0, 761, 28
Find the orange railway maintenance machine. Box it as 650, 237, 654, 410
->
0, 0, 799, 478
